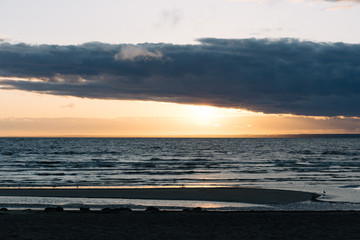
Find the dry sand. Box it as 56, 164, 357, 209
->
0, 210, 359, 240
0, 187, 320, 204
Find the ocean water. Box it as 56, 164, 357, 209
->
0, 137, 360, 210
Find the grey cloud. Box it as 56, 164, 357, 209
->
114, 45, 163, 61
161, 9, 182, 25
158, 9, 182, 27
60, 103, 75, 109
1, 38, 360, 117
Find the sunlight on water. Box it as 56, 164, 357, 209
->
0, 137, 359, 209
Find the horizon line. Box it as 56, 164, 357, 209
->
1, 134, 360, 138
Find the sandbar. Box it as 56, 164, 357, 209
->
0, 187, 320, 204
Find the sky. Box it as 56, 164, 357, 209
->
0, 0, 360, 136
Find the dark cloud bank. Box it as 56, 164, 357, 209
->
1, 38, 360, 117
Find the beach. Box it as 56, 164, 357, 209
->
0, 210, 359, 240
1, 187, 359, 239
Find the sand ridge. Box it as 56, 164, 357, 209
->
0, 187, 320, 204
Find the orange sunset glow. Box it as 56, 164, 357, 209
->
1, 88, 359, 137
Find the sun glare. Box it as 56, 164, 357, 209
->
189, 105, 220, 125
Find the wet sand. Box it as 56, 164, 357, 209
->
0, 210, 359, 240
0, 187, 320, 204
0, 188, 358, 239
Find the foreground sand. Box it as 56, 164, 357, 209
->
0, 210, 359, 240
0, 187, 320, 204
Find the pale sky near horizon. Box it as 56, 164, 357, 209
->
1, 0, 360, 136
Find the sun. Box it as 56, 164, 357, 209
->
189, 105, 220, 125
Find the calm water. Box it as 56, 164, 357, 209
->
1, 137, 360, 209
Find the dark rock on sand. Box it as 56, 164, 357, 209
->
44, 206, 64, 212
0, 208, 8, 211
116, 207, 132, 212
101, 207, 132, 213
183, 207, 204, 213
192, 207, 203, 212
145, 206, 160, 212
101, 208, 112, 213
80, 207, 91, 212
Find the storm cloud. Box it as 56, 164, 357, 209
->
1, 38, 360, 117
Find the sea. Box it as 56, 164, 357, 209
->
0, 137, 360, 211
